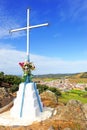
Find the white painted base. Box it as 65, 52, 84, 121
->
0, 107, 53, 126
10, 82, 43, 120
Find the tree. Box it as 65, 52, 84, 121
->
4, 75, 21, 85
85, 87, 87, 91
37, 84, 48, 94
10, 84, 19, 93
0, 72, 4, 86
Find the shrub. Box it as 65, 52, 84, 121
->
37, 84, 61, 103
10, 84, 19, 93
85, 87, 87, 91
37, 84, 48, 94
48, 87, 61, 97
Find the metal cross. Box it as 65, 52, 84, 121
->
10, 9, 48, 61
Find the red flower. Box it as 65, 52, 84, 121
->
19, 62, 24, 68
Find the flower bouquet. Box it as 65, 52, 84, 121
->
19, 61, 35, 82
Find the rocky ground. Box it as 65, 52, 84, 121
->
0, 87, 13, 108
0, 90, 87, 130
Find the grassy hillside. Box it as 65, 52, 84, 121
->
34, 73, 75, 82
59, 89, 87, 104
68, 72, 87, 78
34, 72, 87, 83
68, 72, 87, 83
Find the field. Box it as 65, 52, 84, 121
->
59, 89, 87, 104
69, 78, 87, 83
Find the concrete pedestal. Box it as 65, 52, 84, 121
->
10, 82, 43, 120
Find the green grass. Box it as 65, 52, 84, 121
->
59, 90, 87, 104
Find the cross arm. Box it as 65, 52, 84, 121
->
9, 23, 49, 33
30, 23, 49, 29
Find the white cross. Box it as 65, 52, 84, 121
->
10, 9, 48, 61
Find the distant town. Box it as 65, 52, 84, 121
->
34, 72, 87, 91
39, 79, 87, 91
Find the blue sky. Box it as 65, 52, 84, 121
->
0, 0, 87, 75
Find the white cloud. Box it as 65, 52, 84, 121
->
0, 21, 25, 39
0, 7, 25, 39
0, 48, 87, 75
0, 43, 16, 49
57, 0, 87, 22
67, 0, 87, 21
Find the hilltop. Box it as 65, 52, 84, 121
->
34, 72, 87, 84
0, 71, 87, 129
68, 72, 87, 78
35, 72, 87, 79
